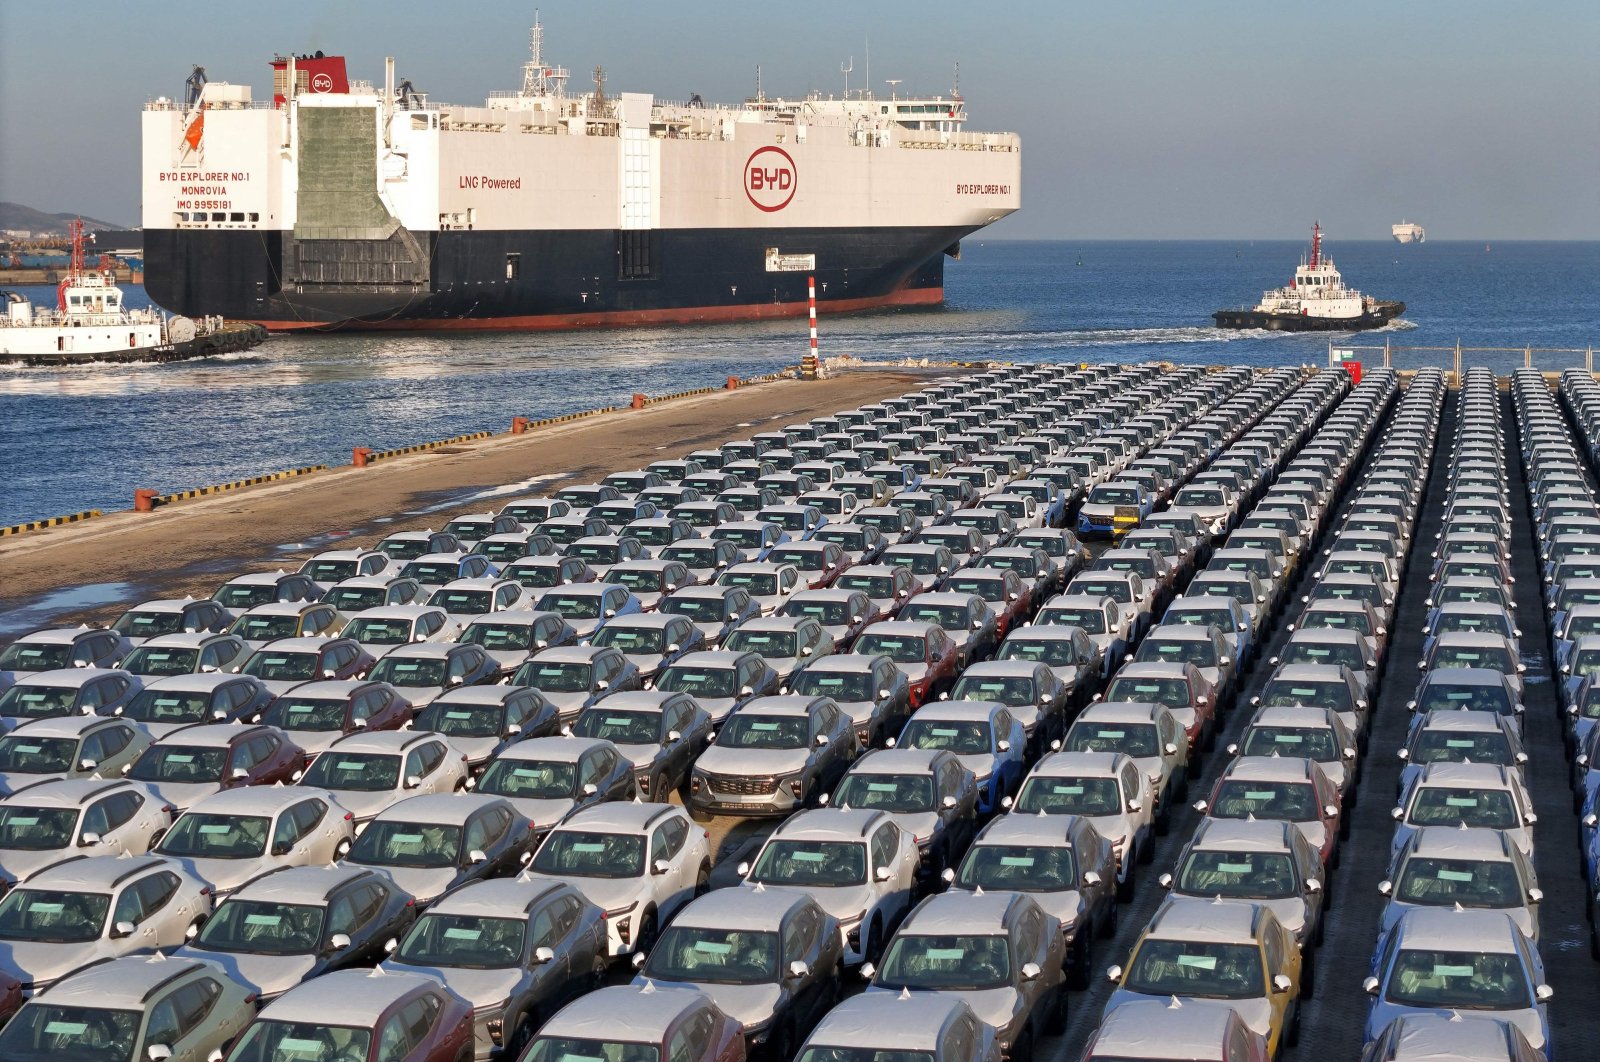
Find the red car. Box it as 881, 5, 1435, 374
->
124, 722, 308, 811
222, 967, 473, 1062
1195, 756, 1344, 867
768, 540, 851, 589
853, 620, 962, 708
258, 679, 414, 761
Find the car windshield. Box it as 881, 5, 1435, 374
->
1241, 726, 1340, 761
1261, 681, 1349, 711
1385, 948, 1529, 1009
369, 656, 447, 688
788, 600, 861, 627
396, 912, 527, 969
900, 604, 970, 632
432, 589, 494, 615
790, 671, 874, 701
592, 627, 668, 657
1407, 787, 1518, 829
226, 1021, 372, 1062
817, 529, 867, 550
458, 622, 538, 653
324, 587, 390, 612
956, 844, 1075, 891
662, 545, 718, 566
262, 696, 348, 731
1015, 776, 1121, 815
574, 710, 660, 746
159, 812, 270, 858
536, 593, 603, 620
951, 675, 1037, 706
348, 819, 461, 868
418, 701, 506, 738
749, 839, 866, 886
612, 568, 666, 592
0, 684, 78, 719
898, 719, 992, 755
402, 561, 466, 585
230, 615, 303, 644
877, 932, 1012, 991
1412, 731, 1513, 765
660, 597, 726, 623
1123, 939, 1265, 1000
508, 564, 564, 589
117, 645, 199, 677
1137, 639, 1217, 667
1573, 649, 1600, 678
129, 744, 225, 783
717, 713, 810, 749
196, 899, 324, 954
715, 528, 771, 551
1211, 780, 1317, 822
884, 550, 944, 576
1431, 646, 1513, 672
853, 634, 925, 664
1442, 614, 1512, 636
0, 805, 78, 850
524, 1038, 660, 1062
240, 650, 320, 682
1072, 581, 1131, 604
723, 630, 797, 657
378, 538, 430, 560
344, 618, 415, 646
831, 773, 932, 813
1042, 607, 1109, 635
301, 752, 401, 792
1065, 722, 1159, 758
1178, 489, 1226, 507
1176, 851, 1298, 899
0, 643, 72, 672
0, 888, 108, 943
112, 609, 189, 639
723, 572, 779, 596
1000, 637, 1085, 667
655, 666, 735, 698
0, 1002, 142, 1062
1299, 611, 1370, 636
215, 585, 279, 610
947, 577, 1006, 603
477, 758, 575, 800
644, 926, 781, 985
1090, 487, 1140, 506
533, 830, 644, 878
572, 543, 623, 564
1395, 858, 1522, 908
0, 736, 77, 774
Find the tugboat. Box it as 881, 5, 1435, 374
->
0, 220, 265, 365
1213, 223, 1404, 332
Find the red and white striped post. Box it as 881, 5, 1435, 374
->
801, 275, 820, 379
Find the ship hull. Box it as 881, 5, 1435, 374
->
144, 225, 965, 332
1212, 301, 1405, 332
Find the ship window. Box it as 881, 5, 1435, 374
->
248, 212, 260, 222
505, 253, 521, 281
230, 212, 244, 222
211, 212, 225, 222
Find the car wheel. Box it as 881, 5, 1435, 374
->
1115, 864, 1135, 904
1067, 933, 1092, 990
863, 916, 883, 964
590, 955, 609, 991
1045, 983, 1069, 1034
335, 839, 351, 859
694, 862, 711, 897
635, 909, 659, 954
505, 1014, 538, 1059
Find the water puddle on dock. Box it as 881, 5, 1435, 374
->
400, 472, 568, 518
0, 581, 133, 638
274, 530, 356, 553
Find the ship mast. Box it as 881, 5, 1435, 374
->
1310, 221, 1322, 269
520, 11, 569, 98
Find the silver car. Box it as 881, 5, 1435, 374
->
0, 627, 130, 692
340, 793, 536, 905
381, 876, 608, 1059
412, 684, 560, 773
0, 716, 150, 793
153, 785, 356, 895
588, 613, 706, 685
797, 992, 1000, 1062
117, 632, 252, 679
454, 610, 579, 676
571, 691, 713, 802
339, 604, 460, 661
1379, 826, 1541, 942
0, 854, 213, 994
467, 735, 636, 832
0, 668, 142, 735
689, 695, 859, 819
513, 645, 642, 720
295, 730, 469, 824
0, 952, 256, 1062
0, 778, 173, 886
118, 673, 274, 737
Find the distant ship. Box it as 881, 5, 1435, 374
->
1392, 220, 1425, 244
1213, 222, 1405, 332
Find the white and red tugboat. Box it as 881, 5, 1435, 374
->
1214, 222, 1404, 332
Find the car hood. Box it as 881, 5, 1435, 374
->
1370, 1000, 1545, 1051
381, 960, 526, 1007
0, 771, 71, 796
868, 985, 1021, 1038
0, 938, 114, 989
364, 864, 462, 905
481, 648, 535, 672
523, 872, 642, 914
1108, 989, 1273, 1040
696, 746, 810, 778
755, 883, 875, 925
494, 796, 578, 828
389, 683, 448, 708
173, 944, 318, 997
141, 780, 224, 813
164, 855, 271, 896
632, 977, 781, 1031
1293, 820, 1329, 854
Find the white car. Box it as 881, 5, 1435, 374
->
0, 778, 173, 886
525, 801, 710, 956
738, 806, 921, 965
152, 785, 356, 895
1007, 751, 1156, 901
338, 605, 459, 661
293, 730, 469, 823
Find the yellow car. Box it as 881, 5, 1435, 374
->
1103, 896, 1302, 1058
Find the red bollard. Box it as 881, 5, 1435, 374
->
511, 417, 530, 435
631, 393, 646, 410
352, 447, 372, 468
726, 376, 739, 390
133, 489, 159, 513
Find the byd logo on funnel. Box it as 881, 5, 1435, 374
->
745, 146, 797, 212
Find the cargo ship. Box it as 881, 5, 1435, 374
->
1391, 220, 1425, 244
140, 19, 1021, 332
1213, 223, 1404, 332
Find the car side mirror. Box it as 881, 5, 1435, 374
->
404, 774, 422, 790
1536, 984, 1553, 1003
1391, 806, 1405, 820
859, 961, 877, 981
1363, 975, 1381, 996
230, 767, 248, 781
533, 945, 556, 965
328, 932, 352, 951
652, 858, 673, 876
467, 848, 488, 865
1083, 870, 1102, 887
1163, 742, 1178, 756
112, 920, 136, 939
1272, 973, 1292, 994
1020, 961, 1043, 982
1190, 800, 1206, 813
787, 959, 810, 980
997, 739, 1011, 752
814, 733, 830, 747
78, 757, 98, 772
1323, 803, 1338, 818
740, 685, 754, 697
1106, 964, 1123, 983
1528, 887, 1544, 904
272, 839, 293, 856
583, 783, 599, 796
874, 864, 892, 882
148, 1046, 174, 1062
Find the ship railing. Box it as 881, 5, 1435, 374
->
1329, 341, 1600, 382
145, 98, 273, 111
895, 129, 1020, 152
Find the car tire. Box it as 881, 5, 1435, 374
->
1115, 865, 1135, 904
505, 1014, 537, 1059
1067, 933, 1092, 990
635, 909, 659, 954
1045, 984, 1069, 1034
694, 862, 711, 897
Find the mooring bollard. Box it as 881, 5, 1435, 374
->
352, 447, 372, 468
631, 393, 646, 410
133, 488, 159, 512
511, 417, 530, 435
726, 376, 739, 390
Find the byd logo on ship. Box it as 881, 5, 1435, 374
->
310, 72, 334, 93
745, 146, 797, 212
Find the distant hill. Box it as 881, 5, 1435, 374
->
0, 202, 126, 235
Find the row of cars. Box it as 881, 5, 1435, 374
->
0, 361, 1317, 1062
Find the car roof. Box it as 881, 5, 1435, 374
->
328, 730, 440, 754
557, 800, 679, 833
345, 605, 439, 621
42, 953, 219, 1008
277, 680, 366, 697
1220, 756, 1319, 783
135, 632, 230, 649
960, 660, 1043, 678
739, 696, 825, 717
850, 748, 946, 774
972, 813, 1080, 848
670, 651, 745, 667
1432, 631, 1513, 646
1146, 896, 1266, 943
1112, 661, 1191, 678
1382, 1014, 1528, 1060
1413, 710, 1505, 733
1, 778, 142, 808
671, 885, 812, 932
1089, 997, 1241, 1056
235, 602, 320, 618
1409, 826, 1515, 861
27, 853, 168, 891
497, 736, 613, 763
541, 983, 708, 1039
1416, 762, 1515, 787
858, 621, 942, 637
1246, 705, 1340, 728
426, 875, 570, 917
11, 628, 96, 645
901, 889, 1022, 934
380, 642, 461, 661
773, 807, 887, 840
1268, 664, 1349, 680
182, 785, 332, 816
261, 967, 443, 1023
906, 700, 1005, 723
10, 667, 122, 688
252, 637, 337, 653
1075, 702, 1168, 725
800, 655, 880, 674
1188, 818, 1298, 853
10, 715, 124, 739
1031, 751, 1127, 777
1393, 907, 1520, 952
156, 723, 260, 747
805, 991, 968, 1050
235, 864, 376, 904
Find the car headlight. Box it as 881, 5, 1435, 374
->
609, 902, 641, 944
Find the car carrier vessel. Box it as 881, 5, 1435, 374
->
140, 19, 1021, 332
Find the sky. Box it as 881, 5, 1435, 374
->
1, 0, 1595, 239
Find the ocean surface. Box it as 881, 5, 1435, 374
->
1, 239, 1596, 528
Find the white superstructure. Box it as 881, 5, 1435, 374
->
1391, 221, 1425, 244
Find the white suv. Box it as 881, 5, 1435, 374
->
739, 807, 920, 965
1006, 751, 1156, 901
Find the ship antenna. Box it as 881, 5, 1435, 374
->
840, 57, 853, 100
1310, 221, 1321, 269
952, 60, 961, 100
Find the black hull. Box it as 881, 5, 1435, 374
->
1212, 301, 1406, 332
143, 225, 970, 332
